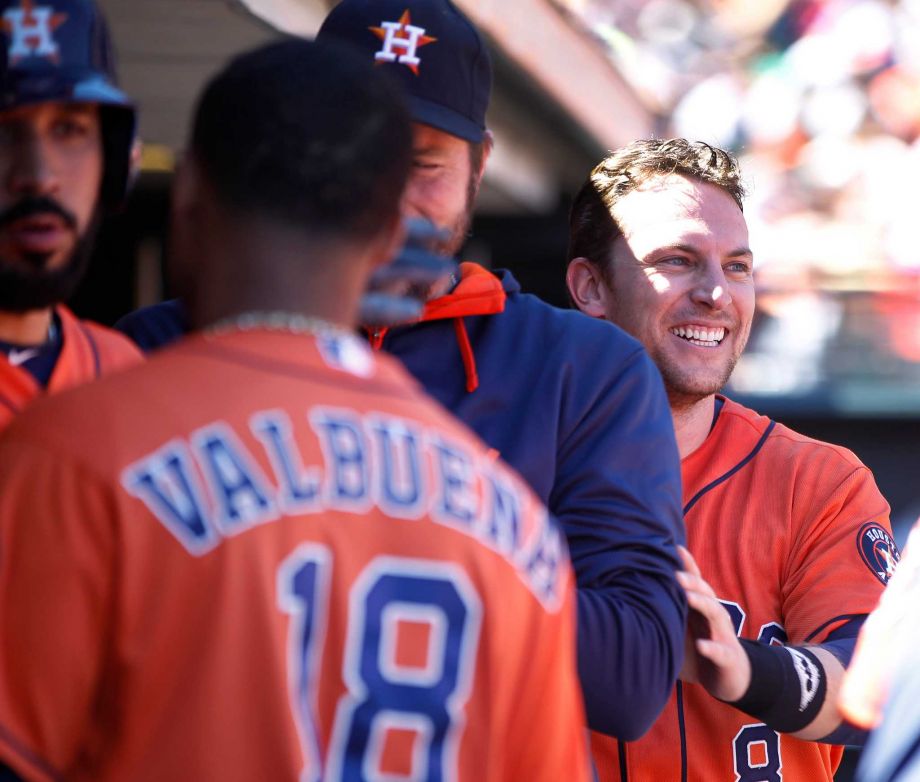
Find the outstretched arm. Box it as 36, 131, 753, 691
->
678, 546, 849, 741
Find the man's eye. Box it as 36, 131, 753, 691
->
726, 262, 752, 274
52, 120, 90, 138
659, 256, 689, 267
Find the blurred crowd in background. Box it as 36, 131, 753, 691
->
556, 0, 920, 413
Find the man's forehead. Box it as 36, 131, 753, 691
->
411, 121, 465, 148
0, 100, 98, 123
611, 173, 748, 243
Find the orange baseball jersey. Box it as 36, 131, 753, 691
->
0, 326, 589, 782
592, 396, 897, 782
0, 304, 142, 429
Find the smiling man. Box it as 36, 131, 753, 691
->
0, 0, 140, 428
568, 138, 899, 781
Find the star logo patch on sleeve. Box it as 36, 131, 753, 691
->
857, 522, 901, 585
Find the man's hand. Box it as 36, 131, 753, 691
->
677, 545, 751, 702
359, 218, 456, 326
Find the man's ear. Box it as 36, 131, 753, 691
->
567, 257, 612, 318
170, 153, 201, 220
166, 154, 208, 310
127, 137, 143, 194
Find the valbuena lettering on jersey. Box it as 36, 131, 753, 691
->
121, 405, 564, 609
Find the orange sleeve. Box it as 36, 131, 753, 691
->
782, 460, 894, 644
0, 433, 115, 781
469, 458, 590, 782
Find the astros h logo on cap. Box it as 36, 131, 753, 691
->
370, 9, 437, 75
2, 0, 67, 64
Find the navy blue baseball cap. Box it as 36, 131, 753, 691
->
317, 0, 491, 143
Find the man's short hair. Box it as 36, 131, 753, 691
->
568, 138, 746, 274
190, 37, 412, 240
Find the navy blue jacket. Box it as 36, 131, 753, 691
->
115, 266, 687, 739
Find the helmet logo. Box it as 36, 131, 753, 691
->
2, 0, 67, 65
370, 10, 436, 76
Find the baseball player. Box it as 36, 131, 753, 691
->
0, 0, 141, 427
839, 519, 920, 782
116, 0, 688, 740
0, 38, 590, 782
567, 138, 899, 780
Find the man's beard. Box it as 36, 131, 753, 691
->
0, 198, 98, 313
405, 170, 478, 302
661, 361, 736, 412
439, 167, 479, 258
656, 342, 745, 413
437, 205, 474, 258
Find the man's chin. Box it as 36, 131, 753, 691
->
661, 367, 733, 409
439, 210, 473, 259
0, 248, 91, 312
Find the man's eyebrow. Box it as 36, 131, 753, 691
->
59, 102, 97, 112
659, 243, 753, 258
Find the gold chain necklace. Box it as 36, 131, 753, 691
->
205, 311, 351, 339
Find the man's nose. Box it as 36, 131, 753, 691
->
400, 178, 426, 220
689, 262, 732, 310
6, 134, 59, 197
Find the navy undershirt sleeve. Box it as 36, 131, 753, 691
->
817, 615, 869, 746
821, 615, 865, 666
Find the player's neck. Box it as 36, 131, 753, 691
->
188, 217, 367, 332
669, 394, 716, 460
0, 308, 53, 346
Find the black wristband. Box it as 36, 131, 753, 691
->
726, 640, 827, 733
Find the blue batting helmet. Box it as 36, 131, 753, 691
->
0, 0, 136, 209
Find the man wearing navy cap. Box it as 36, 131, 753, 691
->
117, 0, 688, 741
318, 1, 492, 262
0, 0, 141, 428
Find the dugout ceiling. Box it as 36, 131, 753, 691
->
85, 0, 656, 323
98, 0, 655, 216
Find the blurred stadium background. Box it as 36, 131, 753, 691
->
81, 6, 920, 772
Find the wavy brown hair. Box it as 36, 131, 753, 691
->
568, 139, 746, 278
